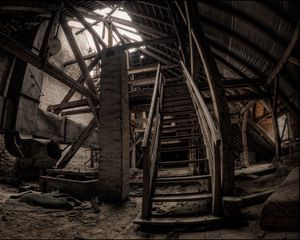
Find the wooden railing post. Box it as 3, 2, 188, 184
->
141, 145, 151, 219
212, 140, 222, 216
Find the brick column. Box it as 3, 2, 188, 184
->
98, 48, 129, 201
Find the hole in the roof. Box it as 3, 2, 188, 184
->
68, 6, 143, 53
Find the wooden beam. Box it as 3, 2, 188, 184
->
214, 54, 249, 79
0, 31, 98, 102
57, 119, 97, 168
134, 1, 169, 11
76, 4, 119, 35
146, 46, 179, 63
198, 15, 275, 64
288, 56, 300, 66
119, 9, 172, 27
47, 99, 89, 112
0, 1, 56, 12
121, 37, 175, 51
209, 40, 264, 77
78, 10, 168, 38
60, 14, 98, 94
242, 110, 249, 167
184, 0, 194, 74
128, 64, 180, 75
198, 0, 287, 49
60, 13, 100, 124
186, 1, 234, 195
266, 21, 300, 86
198, 78, 264, 90
240, 100, 257, 115
61, 108, 92, 116
63, 52, 97, 67
39, 3, 62, 61
204, 92, 269, 103
54, 55, 101, 115
65, 2, 107, 48
254, 1, 296, 29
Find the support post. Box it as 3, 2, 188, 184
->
98, 48, 129, 201
242, 110, 249, 167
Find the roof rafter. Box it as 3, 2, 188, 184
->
198, 0, 287, 49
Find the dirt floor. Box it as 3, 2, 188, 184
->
0, 155, 299, 239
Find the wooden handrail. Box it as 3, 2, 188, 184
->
141, 63, 163, 219
181, 60, 222, 216
141, 63, 161, 148
181, 61, 221, 143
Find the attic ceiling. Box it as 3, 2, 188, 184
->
0, 0, 299, 114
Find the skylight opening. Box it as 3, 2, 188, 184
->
68, 6, 143, 53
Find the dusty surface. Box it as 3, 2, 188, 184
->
0, 160, 299, 239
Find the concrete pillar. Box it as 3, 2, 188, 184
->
98, 48, 129, 201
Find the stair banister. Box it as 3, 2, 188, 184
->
181, 61, 222, 216
141, 63, 162, 219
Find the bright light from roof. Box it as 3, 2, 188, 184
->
68, 6, 143, 53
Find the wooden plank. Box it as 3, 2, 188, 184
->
159, 145, 205, 152
134, 215, 223, 226
47, 99, 89, 111
152, 193, 212, 202
155, 175, 211, 184
0, 31, 98, 102
128, 64, 180, 75
158, 158, 207, 166
57, 119, 97, 169
61, 108, 92, 116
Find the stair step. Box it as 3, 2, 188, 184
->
162, 123, 197, 129
162, 117, 197, 124
161, 127, 198, 133
164, 96, 191, 102
158, 158, 207, 166
165, 83, 186, 88
160, 134, 202, 141
164, 90, 189, 95
161, 125, 200, 132
152, 193, 212, 202
163, 101, 193, 108
164, 93, 190, 98
134, 215, 223, 226
159, 145, 205, 152
163, 106, 194, 112
163, 108, 194, 114
155, 175, 211, 184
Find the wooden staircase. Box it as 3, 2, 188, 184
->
134, 63, 223, 226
